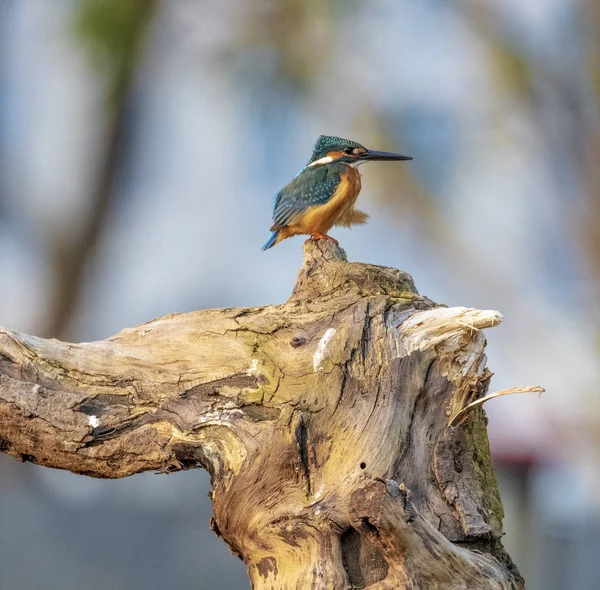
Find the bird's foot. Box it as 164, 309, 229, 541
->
311, 233, 339, 245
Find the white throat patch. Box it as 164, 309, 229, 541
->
349, 159, 366, 168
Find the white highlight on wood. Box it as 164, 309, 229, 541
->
247, 359, 259, 376
313, 328, 336, 372
87, 415, 99, 428
197, 409, 245, 425
307, 156, 333, 167
398, 307, 503, 354
314, 483, 325, 499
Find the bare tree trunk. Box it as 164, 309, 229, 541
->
0, 241, 527, 589
48, 0, 156, 340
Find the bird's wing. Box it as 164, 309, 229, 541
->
270, 165, 341, 230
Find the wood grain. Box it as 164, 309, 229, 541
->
0, 240, 524, 589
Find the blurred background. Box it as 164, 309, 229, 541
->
0, 0, 599, 588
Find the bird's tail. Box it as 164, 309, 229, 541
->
261, 231, 279, 251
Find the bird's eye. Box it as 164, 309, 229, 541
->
343, 147, 353, 154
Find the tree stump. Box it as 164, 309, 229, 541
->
0, 241, 526, 589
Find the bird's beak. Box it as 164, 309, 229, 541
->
360, 149, 412, 162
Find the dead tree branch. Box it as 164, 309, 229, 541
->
0, 241, 529, 589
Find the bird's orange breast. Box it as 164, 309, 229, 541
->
286, 165, 363, 236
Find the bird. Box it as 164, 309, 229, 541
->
262, 135, 412, 251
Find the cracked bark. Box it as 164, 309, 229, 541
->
0, 240, 525, 589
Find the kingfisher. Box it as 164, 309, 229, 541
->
262, 135, 412, 250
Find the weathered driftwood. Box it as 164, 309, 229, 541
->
0, 241, 526, 589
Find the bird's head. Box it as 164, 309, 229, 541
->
307, 135, 412, 168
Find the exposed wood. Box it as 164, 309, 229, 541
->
0, 240, 530, 589
450, 385, 544, 427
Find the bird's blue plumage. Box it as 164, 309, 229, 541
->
270, 164, 342, 230
262, 231, 279, 251
309, 135, 363, 163
261, 135, 412, 250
